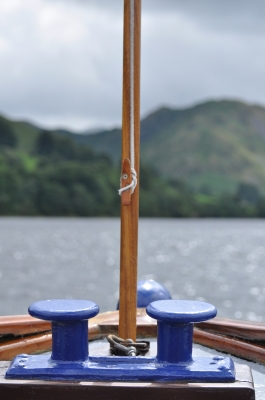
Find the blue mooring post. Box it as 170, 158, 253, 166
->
29, 300, 99, 362
146, 300, 217, 363
5, 298, 236, 382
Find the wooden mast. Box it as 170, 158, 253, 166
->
119, 0, 141, 341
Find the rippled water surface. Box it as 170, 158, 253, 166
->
0, 218, 264, 322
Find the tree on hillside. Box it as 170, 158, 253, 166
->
36, 129, 97, 161
236, 182, 260, 204
0, 119, 17, 148
36, 130, 55, 155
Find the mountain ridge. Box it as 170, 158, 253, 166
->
76, 99, 265, 194
3, 99, 265, 195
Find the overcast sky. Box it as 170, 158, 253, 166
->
0, 0, 265, 131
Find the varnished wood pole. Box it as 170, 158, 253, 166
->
119, 0, 141, 341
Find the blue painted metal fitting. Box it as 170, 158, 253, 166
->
6, 299, 235, 382
146, 300, 217, 363
117, 279, 171, 309
137, 280, 171, 307
29, 300, 99, 362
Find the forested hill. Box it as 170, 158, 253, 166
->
4, 99, 265, 196
79, 100, 265, 196
1, 99, 265, 217
0, 118, 208, 217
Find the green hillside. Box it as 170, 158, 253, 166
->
1, 104, 265, 217
80, 100, 265, 195
0, 125, 209, 218
3, 99, 265, 196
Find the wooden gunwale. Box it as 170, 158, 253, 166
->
197, 318, 265, 341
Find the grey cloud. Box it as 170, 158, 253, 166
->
72, 0, 265, 34
0, 0, 265, 130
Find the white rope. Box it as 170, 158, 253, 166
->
119, 0, 138, 196
118, 169, 137, 195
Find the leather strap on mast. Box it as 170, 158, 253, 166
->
119, 0, 141, 341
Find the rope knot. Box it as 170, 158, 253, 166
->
118, 168, 137, 195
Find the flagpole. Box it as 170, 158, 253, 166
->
119, 0, 141, 341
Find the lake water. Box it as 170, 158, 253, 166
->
0, 217, 264, 322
